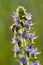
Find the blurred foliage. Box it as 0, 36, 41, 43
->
0, 0, 43, 65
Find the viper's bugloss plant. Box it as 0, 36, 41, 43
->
10, 6, 41, 65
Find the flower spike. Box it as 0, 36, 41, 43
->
10, 6, 41, 65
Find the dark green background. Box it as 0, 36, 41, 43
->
0, 0, 43, 65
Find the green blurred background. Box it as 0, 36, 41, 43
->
0, 0, 43, 65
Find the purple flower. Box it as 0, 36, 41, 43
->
28, 33, 37, 42
16, 20, 21, 25
25, 21, 33, 29
19, 54, 26, 64
28, 62, 33, 65
28, 44, 34, 52
34, 61, 40, 65
24, 45, 40, 58
22, 30, 27, 38
24, 44, 34, 53
26, 13, 32, 20
13, 45, 20, 52
13, 12, 18, 20
19, 57, 26, 64
30, 48, 38, 55
27, 61, 40, 65
30, 48, 41, 58
12, 38, 20, 44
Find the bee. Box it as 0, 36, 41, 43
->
10, 23, 20, 32
10, 24, 17, 32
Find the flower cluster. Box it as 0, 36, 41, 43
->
10, 6, 41, 65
